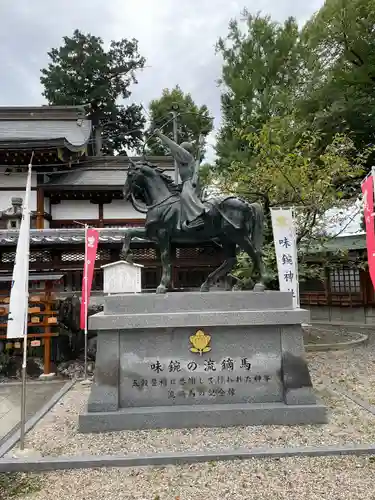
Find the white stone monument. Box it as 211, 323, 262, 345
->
102, 261, 143, 295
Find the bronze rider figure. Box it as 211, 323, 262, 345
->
153, 129, 207, 231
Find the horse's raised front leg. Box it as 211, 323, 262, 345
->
200, 243, 237, 292
156, 230, 172, 294
120, 228, 147, 261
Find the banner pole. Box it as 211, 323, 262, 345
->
19, 157, 33, 450
291, 207, 300, 308
19, 275, 29, 450
83, 224, 88, 381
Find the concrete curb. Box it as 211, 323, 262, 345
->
0, 380, 75, 458
317, 374, 375, 419
335, 388, 375, 416
0, 379, 65, 387
311, 320, 375, 330
305, 333, 369, 352
0, 443, 374, 473
320, 378, 375, 417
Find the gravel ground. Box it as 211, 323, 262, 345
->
7, 334, 375, 499
303, 325, 363, 345
12, 456, 375, 500
14, 383, 375, 457
307, 342, 375, 404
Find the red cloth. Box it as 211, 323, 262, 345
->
362, 175, 375, 288
80, 228, 99, 330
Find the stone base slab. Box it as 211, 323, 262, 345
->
90, 290, 310, 330
79, 402, 328, 433
103, 291, 295, 315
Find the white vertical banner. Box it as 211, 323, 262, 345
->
7, 163, 32, 339
270, 207, 300, 308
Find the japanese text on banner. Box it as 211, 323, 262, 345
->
80, 228, 99, 329
270, 208, 299, 308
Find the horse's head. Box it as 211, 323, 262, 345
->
123, 162, 152, 214
123, 162, 152, 201
123, 161, 178, 213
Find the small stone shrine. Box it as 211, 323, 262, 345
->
102, 260, 143, 295
79, 287, 327, 432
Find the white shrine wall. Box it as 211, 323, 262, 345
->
103, 199, 145, 220
0, 168, 37, 188
0, 189, 37, 212
51, 199, 145, 221
43, 197, 51, 227
44, 196, 50, 214
0, 169, 37, 211
51, 200, 99, 220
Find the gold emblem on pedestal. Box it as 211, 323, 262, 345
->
189, 330, 211, 355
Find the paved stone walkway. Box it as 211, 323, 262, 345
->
0, 381, 65, 445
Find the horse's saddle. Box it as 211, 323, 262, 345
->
180, 216, 205, 231
180, 205, 214, 232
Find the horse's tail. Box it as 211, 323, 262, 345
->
249, 202, 264, 253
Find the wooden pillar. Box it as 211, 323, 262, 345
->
323, 266, 330, 305
36, 187, 45, 229
98, 202, 104, 228
43, 281, 52, 374
44, 337, 51, 375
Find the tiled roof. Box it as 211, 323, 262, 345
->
44, 156, 175, 188
0, 119, 92, 151
0, 273, 64, 282
0, 228, 148, 246
80, 155, 175, 169
0, 227, 365, 252
0, 105, 91, 151
0, 106, 87, 120
44, 168, 127, 187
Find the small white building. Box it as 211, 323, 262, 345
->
102, 260, 144, 294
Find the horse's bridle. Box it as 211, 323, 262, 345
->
126, 164, 180, 211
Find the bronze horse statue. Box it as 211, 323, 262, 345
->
120, 161, 265, 293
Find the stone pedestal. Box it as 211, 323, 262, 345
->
79, 291, 327, 433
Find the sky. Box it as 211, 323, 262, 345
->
0, 0, 325, 162
325, 201, 364, 237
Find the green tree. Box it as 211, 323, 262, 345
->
301, 0, 375, 182
218, 115, 370, 288
212, 6, 375, 288
40, 29, 146, 155
145, 86, 213, 157
215, 11, 318, 173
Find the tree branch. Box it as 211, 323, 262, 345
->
235, 190, 270, 202
296, 209, 318, 244
342, 29, 375, 81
